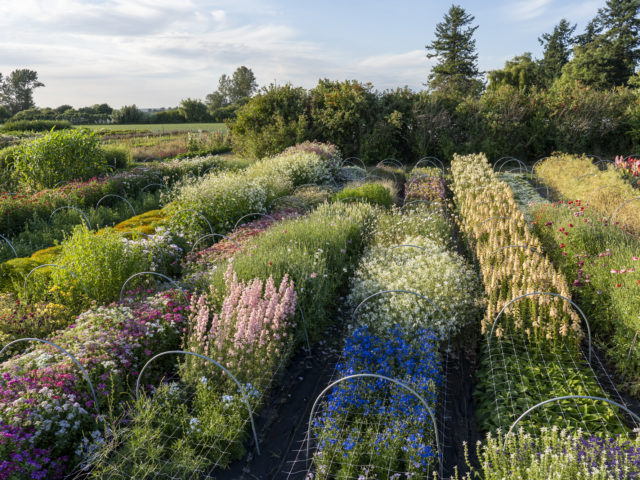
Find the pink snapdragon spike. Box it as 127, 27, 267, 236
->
188, 264, 297, 379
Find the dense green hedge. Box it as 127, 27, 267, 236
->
231, 80, 639, 163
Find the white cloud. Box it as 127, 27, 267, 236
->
507, 0, 553, 21
210, 9, 226, 22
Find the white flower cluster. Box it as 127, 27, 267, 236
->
348, 235, 482, 339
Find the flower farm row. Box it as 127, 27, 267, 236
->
2, 144, 640, 479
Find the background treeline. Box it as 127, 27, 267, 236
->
229, 79, 640, 163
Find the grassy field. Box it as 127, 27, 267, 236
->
77, 123, 227, 133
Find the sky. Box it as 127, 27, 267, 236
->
0, 0, 604, 108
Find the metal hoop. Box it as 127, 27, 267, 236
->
141, 183, 168, 192
23, 263, 89, 298
585, 185, 619, 204
506, 395, 640, 438
488, 291, 592, 362
306, 373, 441, 478
0, 338, 100, 416
135, 350, 260, 455
414, 156, 444, 172
0, 234, 17, 257
49, 206, 92, 229
352, 289, 447, 327
342, 156, 366, 170
610, 196, 640, 225
53, 180, 69, 189
171, 208, 214, 235
190, 233, 240, 254
496, 157, 528, 174
96, 194, 136, 216
388, 244, 426, 252
378, 158, 403, 169
532, 157, 551, 177
233, 212, 276, 231
119, 271, 188, 305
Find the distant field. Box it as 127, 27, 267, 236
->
77, 123, 227, 133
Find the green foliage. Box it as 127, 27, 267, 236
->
0, 105, 11, 123
148, 109, 185, 123
0, 69, 44, 115
309, 79, 377, 158
50, 225, 152, 304
560, 0, 640, 88
178, 98, 209, 122
111, 104, 145, 124
0, 119, 72, 132
425, 4, 483, 97
102, 145, 131, 170
231, 83, 310, 159
332, 182, 393, 208
487, 53, 543, 92
13, 128, 107, 189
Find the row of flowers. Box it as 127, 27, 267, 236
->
452, 155, 637, 477
87, 200, 381, 477
166, 141, 342, 240
0, 154, 226, 238
310, 171, 481, 479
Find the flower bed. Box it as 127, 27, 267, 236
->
535, 154, 640, 234
0, 154, 226, 238
0, 291, 187, 478
451, 153, 627, 438
166, 143, 341, 240
532, 199, 640, 394
312, 326, 441, 479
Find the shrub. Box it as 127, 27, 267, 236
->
13, 129, 107, 189
48, 225, 153, 304
333, 182, 394, 208
102, 146, 131, 170
0, 119, 72, 132
231, 83, 310, 159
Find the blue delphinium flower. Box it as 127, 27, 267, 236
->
313, 325, 441, 479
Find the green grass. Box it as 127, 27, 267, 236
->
76, 123, 227, 133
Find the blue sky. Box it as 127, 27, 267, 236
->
0, 0, 603, 108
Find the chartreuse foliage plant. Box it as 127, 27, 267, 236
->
535, 154, 640, 234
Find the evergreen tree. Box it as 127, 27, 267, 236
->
538, 19, 576, 86
426, 4, 483, 97
563, 0, 640, 88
